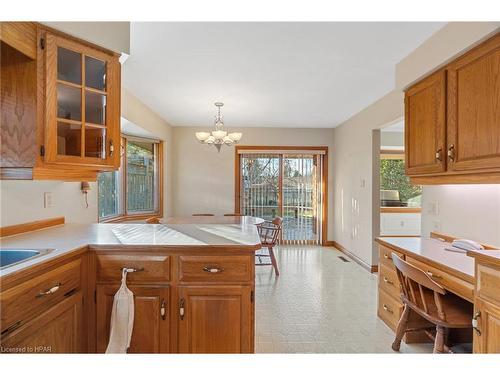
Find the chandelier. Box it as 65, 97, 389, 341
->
195, 102, 242, 152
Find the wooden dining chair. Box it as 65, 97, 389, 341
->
145, 217, 160, 224
192, 213, 215, 217
391, 254, 473, 353
256, 217, 283, 276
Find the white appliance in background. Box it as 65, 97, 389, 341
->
445, 239, 484, 253
380, 212, 421, 236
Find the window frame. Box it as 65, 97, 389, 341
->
98, 135, 163, 222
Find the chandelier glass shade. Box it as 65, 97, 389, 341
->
195, 102, 242, 151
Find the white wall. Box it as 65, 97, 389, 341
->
332, 91, 403, 266
380, 131, 403, 148
0, 180, 97, 226
0, 89, 173, 227
422, 185, 500, 247
171, 126, 335, 240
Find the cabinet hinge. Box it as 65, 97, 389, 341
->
251, 290, 254, 303
40, 37, 45, 50
40, 145, 45, 157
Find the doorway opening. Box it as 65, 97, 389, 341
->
235, 146, 328, 245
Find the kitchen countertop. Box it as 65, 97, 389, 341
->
376, 236, 475, 282
0, 216, 263, 277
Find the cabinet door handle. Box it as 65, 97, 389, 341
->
435, 148, 442, 161
160, 299, 167, 320
383, 304, 393, 314
179, 298, 185, 320
383, 277, 394, 285
472, 311, 481, 336
122, 267, 144, 273
109, 139, 114, 156
36, 283, 61, 298
383, 253, 389, 259
426, 271, 442, 279
447, 145, 455, 161
203, 266, 224, 273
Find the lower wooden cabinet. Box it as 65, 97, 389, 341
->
0, 291, 82, 353
178, 285, 253, 354
473, 298, 500, 353
96, 284, 170, 353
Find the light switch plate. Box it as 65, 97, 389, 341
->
44, 192, 54, 208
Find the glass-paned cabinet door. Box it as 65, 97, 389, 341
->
44, 32, 119, 167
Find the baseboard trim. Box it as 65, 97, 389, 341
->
325, 240, 378, 273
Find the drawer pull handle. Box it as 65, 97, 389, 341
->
203, 266, 224, 273
160, 299, 167, 320
383, 304, 393, 314
122, 267, 144, 273
36, 283, 61, 298
472, 311, 481, 336
179, 298, 185, 320
426, 271, 442, 279
383, 277, 394, 285
1, 320, 22, 335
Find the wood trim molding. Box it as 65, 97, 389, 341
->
380, 207, 422, 213
234, 145, 329, 245
326, 240, 378, 273
0, 217, 65, 238
410, 172, 500, 185
430, 231, 497, 250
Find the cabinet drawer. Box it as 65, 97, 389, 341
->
1, 258, 81, 332
379, 245, 404, 271
378, 288, 404, 331
179, 255, 253, 283
379, 263, 401, 299
406, 257, 474, 302
96, 254, 170, 283
476, 263, 500, 305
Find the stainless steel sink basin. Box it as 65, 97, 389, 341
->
0, 249, 53, 269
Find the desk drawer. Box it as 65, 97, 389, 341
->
97, 254, 170, 283
406, 257, 474, 302
1, 258, 81, 332
179, 255, 253, 283
378, 288, 404, 331
379, 245, 404, 270
379, 263, 401, 299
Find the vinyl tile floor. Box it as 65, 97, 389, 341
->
254, 245, 434, 353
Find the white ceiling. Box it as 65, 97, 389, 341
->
123, 22, 444, 128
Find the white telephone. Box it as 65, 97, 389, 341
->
446, 239, 484, 253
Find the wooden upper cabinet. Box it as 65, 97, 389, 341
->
405, 70, 447, 176
178, 285, 253, 353
96, 284, 170, 353
42, 30, 121, 169
447, 34, 500, 172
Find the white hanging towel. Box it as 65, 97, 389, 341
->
105, 268, 135, 353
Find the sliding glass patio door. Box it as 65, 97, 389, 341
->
238, 150, 325, 245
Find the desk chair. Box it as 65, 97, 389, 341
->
391, 254, 473, 353
256, 217, 283, 276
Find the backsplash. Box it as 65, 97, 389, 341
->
421, 184, 500, 247
0, 180, 98, 226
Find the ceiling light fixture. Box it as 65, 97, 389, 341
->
195, 102, 242, 152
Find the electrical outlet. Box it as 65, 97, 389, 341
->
44, 192, 55, 208
432, 221, 441, 232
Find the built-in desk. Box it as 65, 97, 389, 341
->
375, 235, 500, 353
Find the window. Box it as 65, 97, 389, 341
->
380, 152, 422, 208
98, 136, 163, 221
